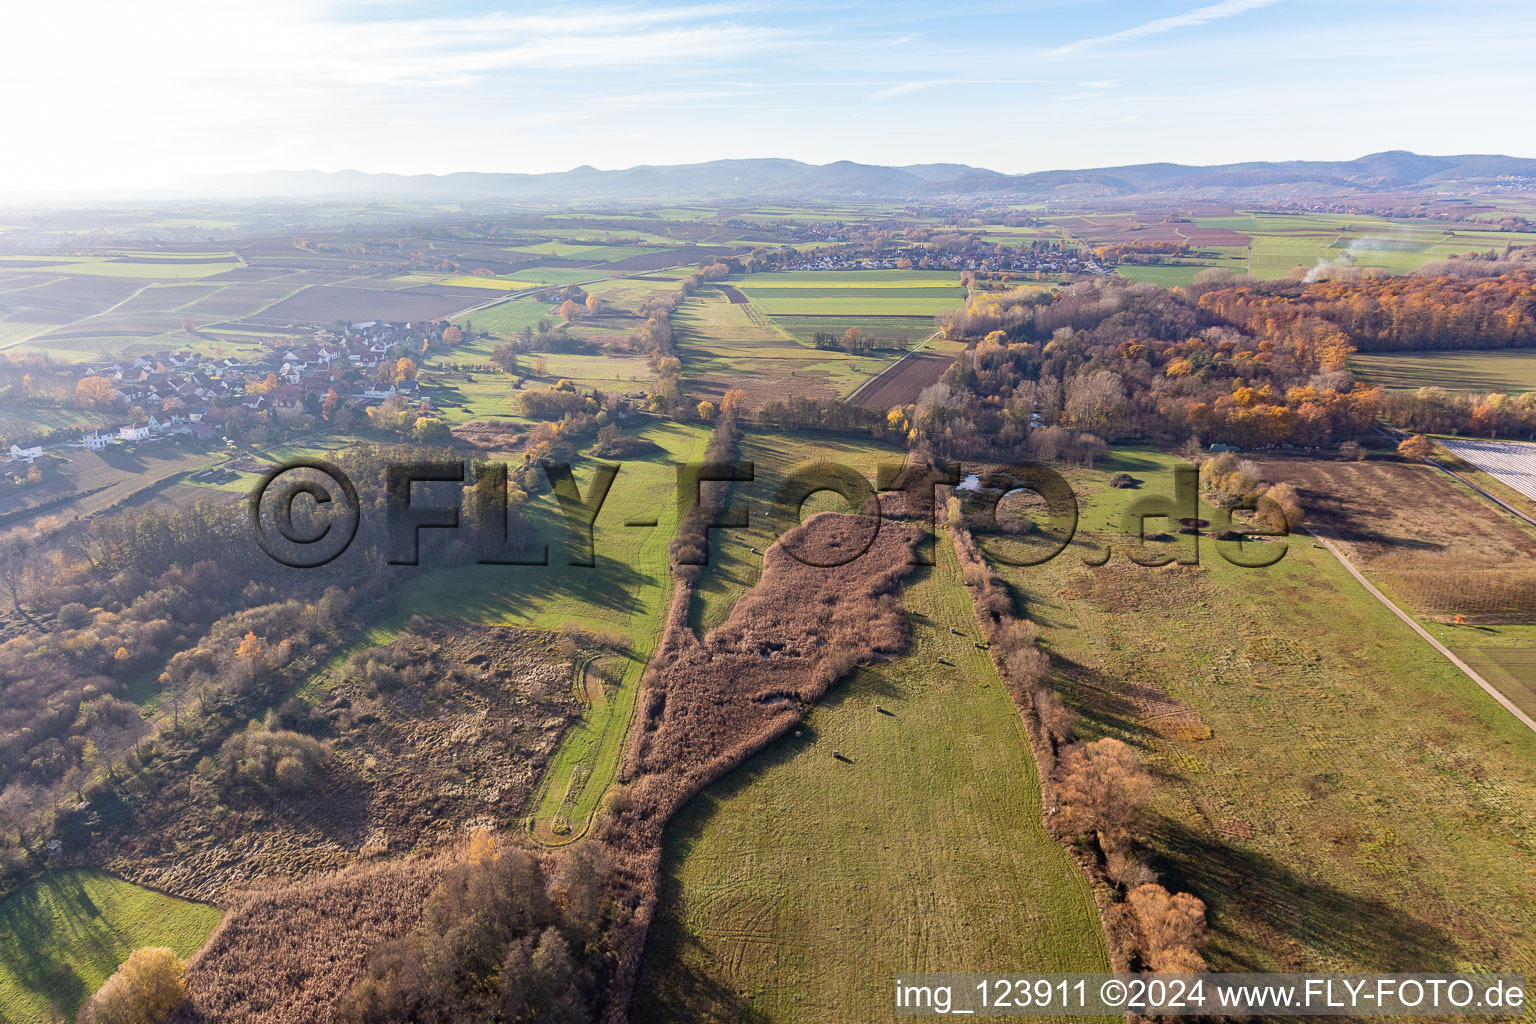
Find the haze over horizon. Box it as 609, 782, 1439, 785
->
5, 0, 1535, 196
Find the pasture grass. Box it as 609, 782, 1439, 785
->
737, 271, 965, 317
1112, 264, 1209, 288
768, 314, 938, 348
0, 870, 220, 1024
1000, 448, 1536, 979
634, 533, 1111, 1023
453, 297, 556, 338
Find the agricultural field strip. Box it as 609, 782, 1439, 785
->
842, 326, 942, 405
0, 282, 154, 350
1437, 438, 1536, 503
1309, 528, 1536, 735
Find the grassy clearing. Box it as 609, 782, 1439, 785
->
1351, 349, 1536, 392
425, 375, 526, 425
1113, 264, 1209, 288
0, 870, 220, 1024
999, 449, 1536, 978
736, 271, 966, 316
634, 532, 1110, 1024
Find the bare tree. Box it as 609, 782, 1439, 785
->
1056, 738, 1153, 850
0, 531, 30, 617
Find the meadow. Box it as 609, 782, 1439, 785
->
633, 524, 1111, 1023
998, 449, 1536, 979
769, 313, 938, 348
0, 870, 221, 1024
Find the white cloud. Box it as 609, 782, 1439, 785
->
1045, 0, 1283, 57
868, 79, 951, 101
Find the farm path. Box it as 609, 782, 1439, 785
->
1308, 527, 1536, 736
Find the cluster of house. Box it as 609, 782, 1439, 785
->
6, 320, 446, 462
776, 245, 1106, 275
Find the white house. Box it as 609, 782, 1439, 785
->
117, 423, 151, 441
81, 430, 111, 450
8, 442, 42, 462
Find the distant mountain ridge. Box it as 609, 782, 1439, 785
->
174, 151, 1536, 202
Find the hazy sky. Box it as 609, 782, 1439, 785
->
5, 0, 1533, 193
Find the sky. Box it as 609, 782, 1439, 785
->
3, 0, 1534, 193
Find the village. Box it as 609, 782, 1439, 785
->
2, 318, 452, 474
769, 241, 1108, 275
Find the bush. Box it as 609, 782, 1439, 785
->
78, 946, 186, 1024
57, 602, 91, 629
220, 723, 331, 794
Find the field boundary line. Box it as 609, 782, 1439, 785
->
1307, 527, 1536, 736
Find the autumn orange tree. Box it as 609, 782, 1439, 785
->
1397, 433, 1433, 460
1056, 737, 1152, 851
719, 388, 748, 420
78, 946, 187, 1024
74, 375, 117, 409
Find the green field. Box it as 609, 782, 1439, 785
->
634, 524, 1111, 1023
737, 271, 966, 317
0, 870, 221, 1024
1351, 349, 1536, 392
768, 314, 938, 349
1113, 264, 1209, 288
996, 449, 1536, 978
453, 297, 556, 338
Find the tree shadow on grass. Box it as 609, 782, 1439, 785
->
400, 549, 653, 623
0, 874, 113, 1019
630, 925, 763, 1024
1151, 817, 1459, 972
